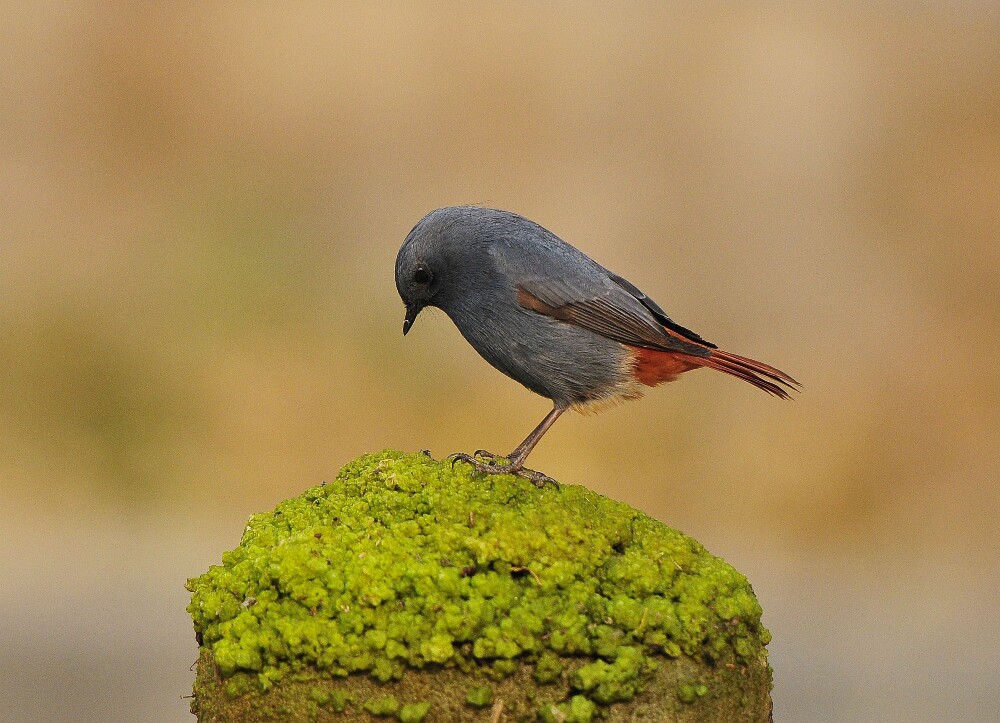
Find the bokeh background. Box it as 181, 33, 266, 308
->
2, 4, 998, 721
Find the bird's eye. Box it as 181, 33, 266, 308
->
413, 266, 432, 284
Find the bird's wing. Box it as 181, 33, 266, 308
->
516, 273, 713, 357
606, 273, 717, 349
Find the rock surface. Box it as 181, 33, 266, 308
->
188, 450, 772, 721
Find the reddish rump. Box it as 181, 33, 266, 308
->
629, 346, 699, 386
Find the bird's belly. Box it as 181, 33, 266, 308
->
448, 304, 637, 408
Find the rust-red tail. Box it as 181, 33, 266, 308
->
697, 348, 799, 399
629, 339, 799, 399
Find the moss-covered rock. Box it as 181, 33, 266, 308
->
188, 450, 772, 721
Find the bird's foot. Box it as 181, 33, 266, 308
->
448, 452, 559, 489
515, 467, 559, 489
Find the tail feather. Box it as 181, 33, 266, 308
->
698, 349, 800, 399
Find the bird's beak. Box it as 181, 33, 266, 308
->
402, 305, 420, 335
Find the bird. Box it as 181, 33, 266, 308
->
395, 206, 798, 486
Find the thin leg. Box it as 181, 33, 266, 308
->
508, 407, 563, 467
449, 406, 565, 487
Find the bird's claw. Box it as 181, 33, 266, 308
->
517, 468, 559, 488
448, 451, 508, 469
448, 452, 559, 489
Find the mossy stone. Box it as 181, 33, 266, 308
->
188, 450, 772, 721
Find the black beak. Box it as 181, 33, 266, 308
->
402, 305, 420, 335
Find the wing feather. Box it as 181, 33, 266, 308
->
607, 273, 717, 349
517, 278, 711, 357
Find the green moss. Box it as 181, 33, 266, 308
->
188, 450, 772, 719
328, 689, 351, 713
363, 694, 398, 716
677, 683, 709, 704
534, 651, 564, 684
465, 685, 493, 708
570, 646, 652, 704
397, 701, 431, 722
540, 694, 599, 722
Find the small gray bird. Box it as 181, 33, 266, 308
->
396, 206, 798, 486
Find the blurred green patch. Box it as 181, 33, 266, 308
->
0, 300, 200, 502
160, 188, 338, 338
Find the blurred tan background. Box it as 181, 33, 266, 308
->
2, 3, 998, 721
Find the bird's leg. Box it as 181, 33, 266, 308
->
506, 407, 563, 469
450, 406, 564, 488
